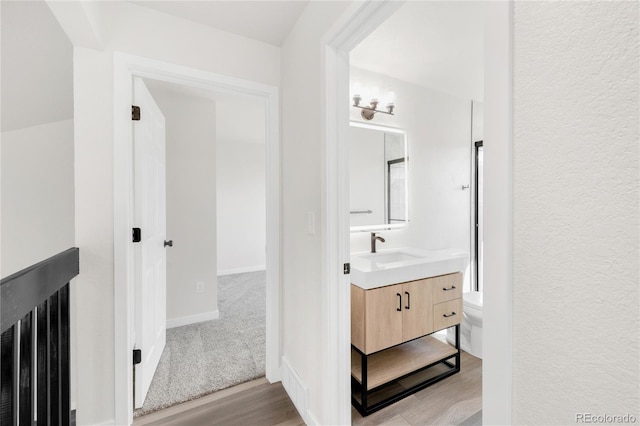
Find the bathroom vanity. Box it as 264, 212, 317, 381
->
350, 248, 467, 416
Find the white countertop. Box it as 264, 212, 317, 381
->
350, 247, 469, 289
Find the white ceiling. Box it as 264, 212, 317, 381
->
131, 0, 309, 46
350, 1, 485, 101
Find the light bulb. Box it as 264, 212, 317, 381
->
351, 82, 362, 98
370, 86, 380, 103
387, 91, 396, 105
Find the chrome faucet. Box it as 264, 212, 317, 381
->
370, 232, 385, 253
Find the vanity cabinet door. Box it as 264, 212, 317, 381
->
365, 285, 404, 353
401, 279, 433, 342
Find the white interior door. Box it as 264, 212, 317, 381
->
132, 77, 167, 409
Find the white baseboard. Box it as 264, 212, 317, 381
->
281, 356, 311, 425
306, 409, 320, 426
217, 265, 266, 276
92, 419, 116, 426
166, 310, 219, 329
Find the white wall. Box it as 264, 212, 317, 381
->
1, 0, 75, 275
216, 136, 266, 275
472, 101, 484, 143
93, 1, 280, 87
512, 2, 639, 423
349, 68, 472, 272
1, 0, 73, 132
149, 88, 218, 327
73, 46, 115, 424
1, 120, 75, 276
68, 3, 281, 423
215, 98, 266, 275
280, 2, 353, 422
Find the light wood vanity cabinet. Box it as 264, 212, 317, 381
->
351, 272, 463, 416
351, 279, 434, 354
351, 272, 461, 355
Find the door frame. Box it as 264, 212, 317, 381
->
321, 1, 513, 424
113, 52, 281, 425
321, 2, 404, 423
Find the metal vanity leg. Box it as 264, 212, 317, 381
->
455, 324, 461, 371
361, 350, 368, 413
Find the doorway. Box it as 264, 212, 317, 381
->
322, 1, 513, 424
129, 78, 270, 416
113, 53, 281, 426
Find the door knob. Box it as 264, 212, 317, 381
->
164, 240, 173, 247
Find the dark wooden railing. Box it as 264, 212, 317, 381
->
1, 248, 79, 426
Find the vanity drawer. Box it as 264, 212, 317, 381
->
433, 298, 463, 331
431, 273, 462, 304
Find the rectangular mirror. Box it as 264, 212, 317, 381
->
349, 122, 408, 231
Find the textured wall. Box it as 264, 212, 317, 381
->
513, 2, 639, 424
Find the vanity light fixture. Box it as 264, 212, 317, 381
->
352, 90, 395, 120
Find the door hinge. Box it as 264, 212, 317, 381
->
343, 263, 350, 274
133, 349, 142, 365
132, 227, 142, 243
132, 105, 141, 121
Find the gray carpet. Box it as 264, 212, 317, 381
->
134, 271, 266, 417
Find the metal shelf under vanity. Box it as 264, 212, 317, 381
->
351, 325, 460, 416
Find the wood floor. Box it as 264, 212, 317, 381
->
134, 351, 481, 426
133, 378, 304, 426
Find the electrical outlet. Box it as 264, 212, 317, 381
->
196, 281, 205, 293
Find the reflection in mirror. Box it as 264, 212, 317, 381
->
349, 122, 408, 231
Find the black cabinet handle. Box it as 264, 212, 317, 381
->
164, 240, 173, 247
443, 312, 457, 318
442, 285, 456, 291
404, 291, 410, 309
396, 293, 402, 312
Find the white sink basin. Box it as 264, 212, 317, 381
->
350, 247, 469, 289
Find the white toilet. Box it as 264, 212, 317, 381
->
447, 291, 483, 359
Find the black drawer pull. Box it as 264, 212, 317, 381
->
443, 312, 457, 318
396, 293, 402, 311
442, 285, 456, 291
405, 291, 410, 310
